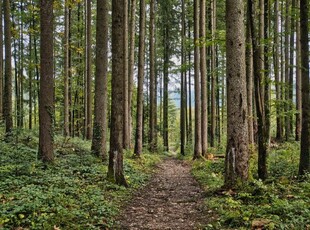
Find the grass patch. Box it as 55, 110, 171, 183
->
0, 131, 162, 229
191, 142, 310, 230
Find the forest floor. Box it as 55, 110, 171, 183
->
115, 157, 209, 229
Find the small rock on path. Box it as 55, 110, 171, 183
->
115, 157, 208, 229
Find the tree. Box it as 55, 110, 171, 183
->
134, 0, 146, 157
91, 0, 108, 159
123, 0, 130, 149
0, 0, 3, 120
149, 0, 157, 152
85, 0, 92, 140
64, 0, 70, 136
180, 0, 186, 156
299, 0, 310, 176
225, 0, 249, 187
107, 0, 128, 186
38, 0, 54, 162
210, 0, 217, 148
200, 0, 208, 156
193, 0, 202, 159
128, 0, 137, 149
249, 0, 269, 180
295, 0, 301, 141
3, 0, 13, 135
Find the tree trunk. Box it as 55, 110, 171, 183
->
246, 5, 254, 145
107, 0, 128, 187
299, 0, 310, 176
64, 0, 70, 136
91, 0, 108, 159
295, 0, 301, 141
128, 0, 137, 149
180, 0, 186, 156
210, 0, 216, 147
163, 28, 169, 152
38, 0, 54, 162
3, 0, 13, 135
200, 0, 208, 156
85, 0, 92, 140
193, 0, 202, 159
134, 0, 146, 157
149, 0, 157, 152
274, 0, 283, 141
123, 0, 130, 149
0, 0, 3, 120
249, 0, 269, 180
225, 0, 249, 188
284, 0, 291, 140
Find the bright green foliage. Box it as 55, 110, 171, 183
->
0, 130, 162, 229
191, 143, 310, 230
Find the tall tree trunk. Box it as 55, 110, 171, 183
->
38, 0, 54, 162
249, 0, 269, 180
225, 0, 249, 188
0, 0, 3, 120
289, 0, 295, 138
85, 0, 92, 140
123, 0, 130, 149
180, 0, 186, 156
193, 0, 202, 159
149, 0, 157, 152
163, 28, 169, 152
284, 0, 291, 140
134, 0, 146, 157
3, 0, 13, 135
200, 0, 208, 156
91, 0, 108, 159
299, 0, 310, 175
64, 0, 70, 136
246, 2, 254, 145
210, 0, 216, 147
187, 18, 192, 143
274, 0, 282, 141
295, 0, 301, 141
128, 0, 137, 149
107, 0, 128, 187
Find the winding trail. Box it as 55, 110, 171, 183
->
116, 157, 208, 229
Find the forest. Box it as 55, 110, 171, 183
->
0, 0, 309, 229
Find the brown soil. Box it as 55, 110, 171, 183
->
115, 157, 208, 229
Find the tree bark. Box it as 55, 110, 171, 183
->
210, 0, 216, 148
134, 0, 146, 157
225, 0, 249, 188
38, 0, 54, 162
108, 0, 128, 187
85, 0, 92, 140
274, 0, 283, 141
149, 0, 157, 152
299, 0, 310, 175
128, 0, 137, 149
180, 0, 186, 156
0, 0, 3, 120
91, 0, 108, 159
123, 0, 130, 149
64, 0, 70, 136
3, 0, 13, 135
249, 0, 269, 180
200, 0, 208, 156
193, 0, 202, 159
295, 0, 301, 141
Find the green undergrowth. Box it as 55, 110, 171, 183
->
0, 130, 162, 229
191, 142, 310, 230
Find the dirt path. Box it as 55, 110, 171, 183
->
115, 157, 208, 229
